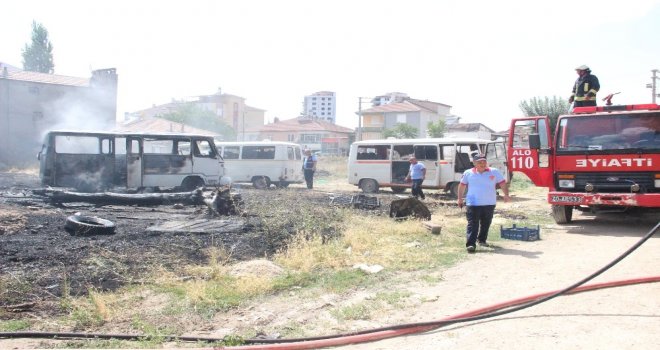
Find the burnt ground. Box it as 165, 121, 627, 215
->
0, 171, 457, 317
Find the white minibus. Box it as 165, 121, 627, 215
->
38, 130, 230, 192
348, 137, 508, 196
215, 141, 304, 189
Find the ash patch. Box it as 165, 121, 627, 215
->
0, 173, 348, 312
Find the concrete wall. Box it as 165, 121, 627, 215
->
0, 69, 117, 168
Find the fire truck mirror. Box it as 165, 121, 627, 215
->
528, 134, 541, 149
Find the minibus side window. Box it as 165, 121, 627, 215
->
393, 145, 414, 160
194, 139, 214, 157
414, 145, 438, 160
177, 141, 191, 155
144, 139, 173, 154
243, 146, 276, 159
55, 136, 100, 154
223, 146, 240, 159
287, 147, 295, 160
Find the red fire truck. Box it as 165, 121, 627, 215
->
507, 103, 660, 224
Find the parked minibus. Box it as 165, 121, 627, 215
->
38, 130, 230, 192
348, 137, 508, 195
215, 141, 304, 189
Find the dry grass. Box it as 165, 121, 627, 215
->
0, 209, 28, 234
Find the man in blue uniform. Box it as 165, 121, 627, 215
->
405, 156, 426, 199
303, 149, 317, 189
457, 154, 510, 253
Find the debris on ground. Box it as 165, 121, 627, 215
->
330, 194, 381, 209
389, 197, 432, 220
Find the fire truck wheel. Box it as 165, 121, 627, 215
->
551, 205, 573, 224
65, 215, 116, 235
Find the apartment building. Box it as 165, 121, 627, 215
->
303, 91, 336, 123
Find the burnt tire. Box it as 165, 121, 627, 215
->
65, 215, 116, 235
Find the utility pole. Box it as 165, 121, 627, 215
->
357, 97, 371, 141
649, 69, 659, 104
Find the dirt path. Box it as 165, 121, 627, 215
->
341, 208, 660, 350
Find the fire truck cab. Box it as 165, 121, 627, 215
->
507, 103, 660, 224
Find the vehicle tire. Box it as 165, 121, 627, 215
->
276, 181, 290, 188
252, 176, 270, 189
391, 186, 407, 194
552, 205, 573, 224
181, 176, 204, 191
449, 182, 460, 198
360, 179, 379, 193
65, 215, 116, 235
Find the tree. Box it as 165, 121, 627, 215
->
382, 123, 418, 139
22, 21, 54, 73
518, 96, 570, 133
427, 119, 446, 138
159, 103, 237, 140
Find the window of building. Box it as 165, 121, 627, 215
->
300, 134, 321, 143
397, 113, 406, 123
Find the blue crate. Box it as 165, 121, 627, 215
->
500, 224, 540, 241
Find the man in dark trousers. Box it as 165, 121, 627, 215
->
457, 154, 510, 253
405, 156, 426, 199
569, 65, 600, 107
302, 149, 317, 189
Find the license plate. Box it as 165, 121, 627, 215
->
551, 195, 582, 203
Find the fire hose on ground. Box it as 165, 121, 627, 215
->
1, 222, 658, 349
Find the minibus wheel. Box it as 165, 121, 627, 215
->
360, 179, 379, 193
391, 187, 407, 194
181, 176, 204, 191
252, 176, 270, 189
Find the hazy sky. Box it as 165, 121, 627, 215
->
2, 0, 659, 131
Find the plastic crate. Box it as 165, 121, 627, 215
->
500, 224, 540, 241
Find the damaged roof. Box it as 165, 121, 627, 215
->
0, 63, 89, 86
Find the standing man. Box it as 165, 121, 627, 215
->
405, 157, 426, 200
569, 65, 600, 107
457, 154, 510, 253
302, 149, 317, 189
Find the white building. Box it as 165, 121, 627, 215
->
303, 91, 336, 123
